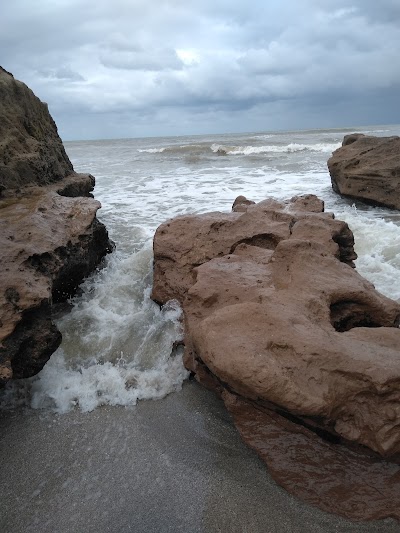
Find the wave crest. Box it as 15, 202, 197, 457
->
211, 142, 341, 155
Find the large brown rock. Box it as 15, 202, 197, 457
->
0, 67, 112, 382
152, 194, 400, 518
0, 67, 74, 193
328, 133, 400, 209
152, 195, 400, 456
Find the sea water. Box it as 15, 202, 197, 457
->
2, 125, 400, 412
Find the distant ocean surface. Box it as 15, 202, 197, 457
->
2, 125, 400, 412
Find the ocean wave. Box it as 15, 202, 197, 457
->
138, 144, 207, 155
362, 129, 392, 134
138, 140, 342, 157
250, 134, 275, 140
211, 142, 341, 156
339, 206, 400, 302
0, 244, 189, 413
137, 147, 166, 153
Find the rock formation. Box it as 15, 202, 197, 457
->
328, 133, 400, 209
0, 67, 112, 382
152, 194, 400, 520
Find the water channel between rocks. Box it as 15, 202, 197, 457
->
1, 126, 400, 531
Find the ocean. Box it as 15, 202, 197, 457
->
2, 125, 400, 413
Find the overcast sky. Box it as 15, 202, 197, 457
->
1, 0, 400, 140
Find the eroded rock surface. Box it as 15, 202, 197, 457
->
328, 133, 400, 209
224, 391, 400, 521
0, 67, 112, 382
152, 194, 400, 519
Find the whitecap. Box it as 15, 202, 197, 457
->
211, 142, 341, 155
137, 147, 166, 153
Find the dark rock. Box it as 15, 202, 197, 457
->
0, 67, 73, 191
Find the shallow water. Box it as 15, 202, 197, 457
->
3, 381, 398, 533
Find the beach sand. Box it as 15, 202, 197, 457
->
0, 380, 398, 533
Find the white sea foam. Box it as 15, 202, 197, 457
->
337, 206, 400, 302
28, 348, 188, 413
0, 243, 189, 413
138, 144, 207, 155
137, 147, 166, 153
251, 134, 275, 140
211, 142, 341, 155
362, 129, 392, 134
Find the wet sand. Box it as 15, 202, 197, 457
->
0, 380, 398, 533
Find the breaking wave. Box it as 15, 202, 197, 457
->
138, 144, 207, 154
138, 141, 341, 157
340, 207, 400, 302
211, 142, 341, 155
0, 243, 189, 413
137, 147, 166, 153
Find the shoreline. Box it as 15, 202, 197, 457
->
0, 380, 398, 533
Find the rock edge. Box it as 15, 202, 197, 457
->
328, 133, 400, 209
0, 67, 113, 382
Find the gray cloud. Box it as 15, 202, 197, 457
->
39, 66, 85, 82
1, 0, 399, 139
99, 46, 183, 71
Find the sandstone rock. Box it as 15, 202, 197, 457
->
152, 195, 356, 304
0, 67, 112, 382
328, 133, 400, 209
232, 195, 255, 212
0, 67, 73, 192
152, 194, 400, 518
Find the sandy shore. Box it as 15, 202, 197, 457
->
0, 380, 398, 533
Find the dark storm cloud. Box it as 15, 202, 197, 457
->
1, 0, 399, 138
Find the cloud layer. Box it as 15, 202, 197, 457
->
1, 0, 399, 139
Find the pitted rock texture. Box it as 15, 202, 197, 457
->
328, 133, 400, 209
152, 194, 400, 519
0, 67, 112, 382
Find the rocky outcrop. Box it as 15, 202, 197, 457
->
0, 67, 112, 382
152, 194, 400, 520
328, 133, 400, 209
223, 391, 400, 521
0, 67, 74, 193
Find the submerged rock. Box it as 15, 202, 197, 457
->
0, 67, 112, 382
328, 133, 400, 209
152, 194, 400, 520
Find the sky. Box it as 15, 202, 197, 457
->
1, 0, 400, 140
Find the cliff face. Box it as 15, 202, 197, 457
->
0, 67, 112, 382
0, 66, 74, 192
